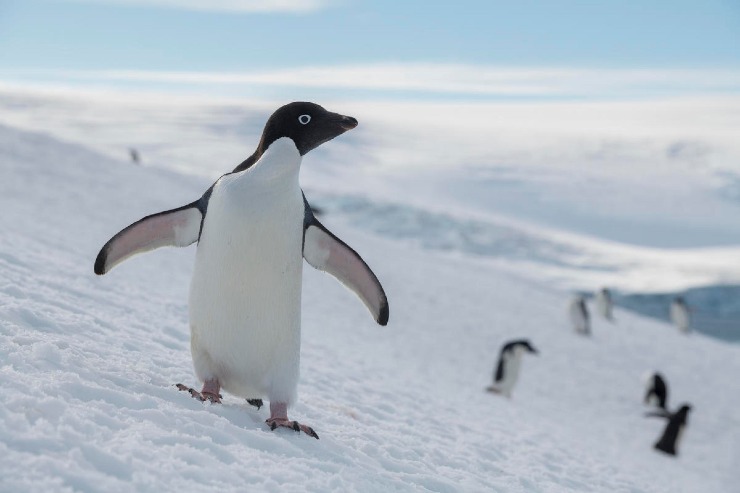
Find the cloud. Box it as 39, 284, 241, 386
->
9, 63, 740, 99
66, 0, 334, 14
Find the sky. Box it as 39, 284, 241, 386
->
1, 0, 739, 100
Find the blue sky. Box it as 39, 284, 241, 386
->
1, 0, 739, 100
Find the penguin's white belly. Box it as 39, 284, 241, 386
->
670, 306, 690, 332
188, 164, 304, 404
570, 304, 587, 332
497, 356, 521, 396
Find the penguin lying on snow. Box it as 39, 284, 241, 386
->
95, 102, 389, 439
644, 372, 668, 410
486, 339, 538, 398
646, 404, 692, 456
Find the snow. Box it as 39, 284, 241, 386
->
3, 85, 740, 294
1, 92, 739, 492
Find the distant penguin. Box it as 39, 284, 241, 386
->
670, 297, 691, 333
129, 147, 141, 165
95, 102, 389, 439
595, 287, 614, 321
486, 339, 538, 398
647, 404, 692, 456
644, 372, 668, 410
569, 296, 590, 335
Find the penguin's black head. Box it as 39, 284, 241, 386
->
503, 339, 538, 355
260, 102, 358, 156
521, 340, 539, 354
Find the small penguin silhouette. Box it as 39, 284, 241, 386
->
569, 296, 590, 335
669, 297, 691, 333
644, 372, 668, 410
129, 148, 141, 165
646, 404, 692, 456
595, 287, 614, 321
486, 339, 538, 398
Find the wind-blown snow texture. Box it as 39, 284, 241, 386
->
1, 119, 739, 490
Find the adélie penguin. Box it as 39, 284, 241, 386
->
486, 339, 538, 398
669, 297, 691, 334
643, 372, 669, 410
94, 102, 389, 439
569, 296, 590, 335
646, 404, 692, 456
595, 287, 614, 321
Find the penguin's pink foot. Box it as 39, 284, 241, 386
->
266, 401, 319, 439
266, 418, 319, 439
176, 379, 222, 403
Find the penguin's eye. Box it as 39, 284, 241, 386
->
298, 114, 311, 125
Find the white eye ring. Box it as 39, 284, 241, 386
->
298, 114, 311, 125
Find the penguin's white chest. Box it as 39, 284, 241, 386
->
188, 138, 305, 403
670, 304, 690, 332
596, 294, 611, 318
499, 352, 522, 394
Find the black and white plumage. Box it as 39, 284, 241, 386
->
486, 339, 538, 398
669, 297, 691, 333
569, 296, 590, 335
595, 287, 614, 321
95, 102, 389, 438
647, 404, 692, 456
644, 372, 668, 410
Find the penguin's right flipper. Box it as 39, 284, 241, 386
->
303, 218, 389, 326
94, 200, 205, 275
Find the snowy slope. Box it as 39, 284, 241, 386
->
2, 86, 740, 296
2, 86, 740, 248
1, 123, 739, 492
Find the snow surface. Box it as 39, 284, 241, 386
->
1, 111, 739, 491
2, 86, 740, 296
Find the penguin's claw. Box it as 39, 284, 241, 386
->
247, 398, 263, 410
265, 418, 319, 439
202, 391, 222, 403
176, 384, 222, 403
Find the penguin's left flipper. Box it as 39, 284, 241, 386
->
303, 218, 389, 326
94, 199, 205, 275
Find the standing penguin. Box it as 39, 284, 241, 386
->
647, 404, 692, 456
95, 102, 389, 439
486, 339, 538, 398
595, 287, 614, 322
644, 372, 669, 410
569, 296, 590, 335
129, 147, 141, 165
670, 297, 691, 333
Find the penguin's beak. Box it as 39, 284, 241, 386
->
337, 114, 358, 131
530, 347, 539, 355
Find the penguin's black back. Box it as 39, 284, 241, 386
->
645, 373, 668, 409
494, 339, 536, 382
654, 405, 691, 456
